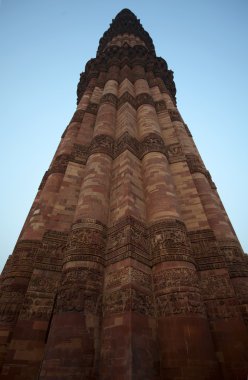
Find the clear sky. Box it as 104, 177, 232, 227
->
0, 0, 247, 271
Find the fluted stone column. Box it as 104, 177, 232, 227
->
39, 77, 115, 379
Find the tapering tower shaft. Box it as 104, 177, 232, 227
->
0, 8, 247, 380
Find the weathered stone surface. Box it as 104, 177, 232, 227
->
1, 8, 247, 380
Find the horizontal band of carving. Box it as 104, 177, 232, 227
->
204, 298, 240, 320
189, 229, 226, 271
39, 154, 71, 190
19, 291, 55, 320
34, 263, 62, 272
150, 219, 193, 264
88, 134, 115, 158
118, 91, 136, 109
56, 266, 103, 314
50, 154, 71, 174
155, 291, 205, 316
219, 239, 244, 262
86, 102, 99, 115
34, 230, 68, 270
152, 254, 195, 266
106, 216, 150, 266
77, 46, 176, 105
39, 133, 184, 190
200, 273, 235, 301
63, 254, 105, 266
72, 218, 107, 231
141, 133, 166, 159
100, 93, 118, 107
136, 93, 154, 108
226, 263, 248, 278
106, 247, 151, 267
87, 132, 168, 160
71, 143, 88, 164
105, 267, 152, 291
114, 131, 140, 158
154, 267, 199, 292
0, 240, 42, 323
168, 108, 182, 122
103, 287, 154, 316
43, 230, 68, 244
8, 240, 42, 276
186, 154, 216, 189
71, 92, 167, 117
154, 100, 167, 113
64, 220, 107, 265
78, 92, 167, 114
166, 143, 185, 163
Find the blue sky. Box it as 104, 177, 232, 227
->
0, 0, 247, 271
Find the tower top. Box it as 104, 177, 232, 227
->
97, 8, 155, 55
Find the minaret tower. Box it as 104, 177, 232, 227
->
0, 9, 247, 380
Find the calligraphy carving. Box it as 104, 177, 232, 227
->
56, 267, 103, 314
100, 93, 118, 107
86, 102, 99, 115
140, 133, 167, 159
168, 109, 182, 122
154, 100, 166, 113
88, 134, 114, 158
103, 287, 154, 316
189, 229, 226, 271
150, 219, 192, 264
166, 143, 185, 163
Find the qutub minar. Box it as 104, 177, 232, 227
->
0, 8, 247, 380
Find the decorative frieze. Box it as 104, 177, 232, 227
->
103, 287, 154, 316
136, 93, 154, 109
0, 240, 42, 323
72, 143, 88, 165
105, 267, 152, 291
218, 239, 248, 278
100, 93, 118, 107
106, 216, 150, 266
77, 45, 177, 105
149, 219, 193, 265
88, 134, 115, 158
189, 229, 226, 271
118, 91, 136, 109
56, 267, 103, 314
166, 142, 185, 164
204, 298, 240, 320
19, 291, 55, 320
114, 131, 140, 158
64, 220, 107, 264
7, 240, 42, 276
168, 109, 182, 122
153, 267, 198, 293
187, 154, 216, 189
154, 100, 166, 113
34, 230, 68, 272
50, 154, 71, 175
200, 273, 235, 300
155, 291, 204, 317
86, 102, 99, 115
140, 133, 167, 159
